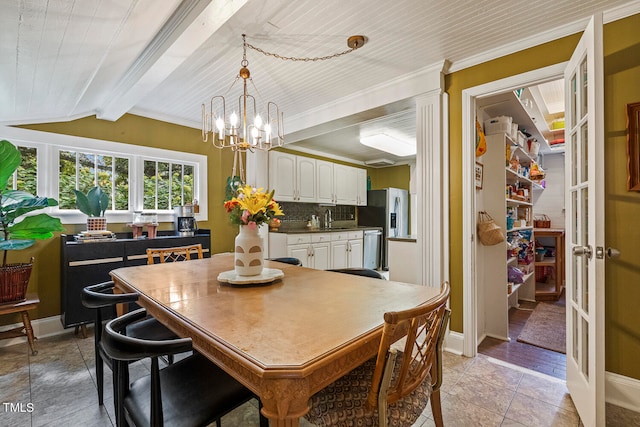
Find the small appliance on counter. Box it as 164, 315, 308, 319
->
174, 205, 198, 237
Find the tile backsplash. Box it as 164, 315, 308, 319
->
278, 202, 356, 229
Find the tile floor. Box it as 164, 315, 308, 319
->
1, 330, 639, 427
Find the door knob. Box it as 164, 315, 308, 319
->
572, 245, 593, 259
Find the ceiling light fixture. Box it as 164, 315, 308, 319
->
202, 34, 367, 181
360, 133, 416, 157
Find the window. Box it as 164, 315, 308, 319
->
0, 126, 208, 224
58, 150, 130, 210
8, 145, 37, 194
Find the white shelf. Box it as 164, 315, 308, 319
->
506, 198, 532, 206
507, 226, 533, 232
507, 256, 517, 265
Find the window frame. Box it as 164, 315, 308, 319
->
1, 126, 208, 225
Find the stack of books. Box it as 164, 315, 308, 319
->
74, 230, 117, 242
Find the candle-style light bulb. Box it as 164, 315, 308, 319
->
215, 117, 224, 140
251, 127, 259, 145
264, 123, 271, 143
230, 112, 238, 127
254, 114, 263, 129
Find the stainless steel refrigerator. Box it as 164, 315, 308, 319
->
357, 188, 408, 270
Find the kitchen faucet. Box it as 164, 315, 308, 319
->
325, 209, 333, 229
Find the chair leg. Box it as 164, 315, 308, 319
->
216, 419, 222, 427
96, 351, 104, 405
430, 389, 444, 427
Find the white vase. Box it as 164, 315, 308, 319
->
234, 225, 264, 276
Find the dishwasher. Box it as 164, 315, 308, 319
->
363, 229, 382, 270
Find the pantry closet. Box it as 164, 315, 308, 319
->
474, 80, 567, 378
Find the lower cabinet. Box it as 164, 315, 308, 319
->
270, 231, 363, 270
60, 233, 211, 329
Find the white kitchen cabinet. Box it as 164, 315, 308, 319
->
356, 168, 367, 206
269, 151, 316, 202
330, 231, 363, 269
316, 160, 334, 203
269, 231, 362, 270
269, 151, 296, 201
334, 164, 358, 205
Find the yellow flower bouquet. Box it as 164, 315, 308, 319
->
224, 184, 284, 230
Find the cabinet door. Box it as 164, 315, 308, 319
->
288, 245, 310, 267
312, 242, 331, 270
356, 168, 367, 206
348, 239, 363, 268
269, 151, 296, 201
334, 164, 358, 205
296, 157, 316, 202
331, 240, 348, 269
316, 160, 334, 203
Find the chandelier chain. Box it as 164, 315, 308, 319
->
244, 42, 359, 62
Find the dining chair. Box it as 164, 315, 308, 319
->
327, 267, 385, 279
102, 307, 268, 427
81, 281, 178, 409
146, 243, 203, 264
267, 257, 303, 266
304, 281, 451, 427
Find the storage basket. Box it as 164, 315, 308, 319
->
0, 262, 33, 303
477, 211, 505, 246
534, 214, 551, 228
484, 116, 512, 135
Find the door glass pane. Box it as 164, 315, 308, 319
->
573, 255, 580, 304
581, 124, 589, 184
571, 132, 578, 185
571, 73, 577, 126
581, 188, 588, 247
582, 316, 589, 379
572, 191, 578, 243
573, 308, 579, 361
581, 58, 588, 119
583, 257, 589, 313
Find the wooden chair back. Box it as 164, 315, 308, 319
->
146, 244, 203, 265
367, 281, 450, 421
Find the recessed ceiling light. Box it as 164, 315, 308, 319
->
359, 133, 416, 157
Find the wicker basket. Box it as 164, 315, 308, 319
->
534, 214, 551, 228
0, 262, 33, 304
477, 211, 505, 246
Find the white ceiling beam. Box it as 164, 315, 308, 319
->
97, 0, 248, 122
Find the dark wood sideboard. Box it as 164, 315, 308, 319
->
60, 231, 211, 329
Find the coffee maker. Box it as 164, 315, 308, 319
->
174, 205, 198, 237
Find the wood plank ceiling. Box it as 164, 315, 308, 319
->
1, 0, 636, 164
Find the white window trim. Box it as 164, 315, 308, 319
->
1, 126, 208, 225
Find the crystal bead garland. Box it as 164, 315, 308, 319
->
234, 225, 264, 276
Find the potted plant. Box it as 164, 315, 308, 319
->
0, 140, 64, 303
73, 186, 109, 231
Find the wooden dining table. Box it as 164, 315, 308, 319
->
110, 252, 441, 426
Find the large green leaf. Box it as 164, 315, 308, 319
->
0, 140, 21, 190
0, 239, 36, 251
2, 190, 57, 224
8, 214, 64, 240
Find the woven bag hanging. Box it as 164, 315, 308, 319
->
477, 211, 505, 246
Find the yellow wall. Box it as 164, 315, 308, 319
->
4, 114, 237, 324
447, 14, 640, 380
602, 15, 640, 379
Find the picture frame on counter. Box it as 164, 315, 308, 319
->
475, 162, 484, 189
627, 101, 640, 191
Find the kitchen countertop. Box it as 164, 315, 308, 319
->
387, 235, 417, 242
269, 226, 382, 234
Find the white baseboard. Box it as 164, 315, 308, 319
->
605, 371, 640, 412
448, 331, 640, 412
444, 330, 464, 355
0, 315, 68, 349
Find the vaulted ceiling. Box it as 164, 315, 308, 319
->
2, 0, 637, 164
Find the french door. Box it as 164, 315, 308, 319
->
564, 14, 605, 427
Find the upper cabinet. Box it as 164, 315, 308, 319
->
271, 152, 366, 206
269, 151, 316, 202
